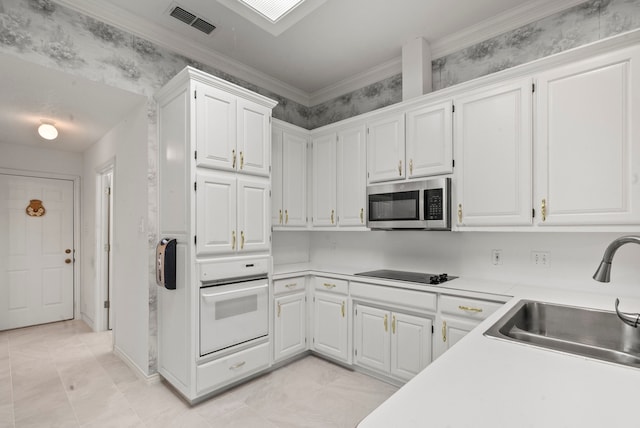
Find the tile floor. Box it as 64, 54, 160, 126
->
0, 320, 398, 428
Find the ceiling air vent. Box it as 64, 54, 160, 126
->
169, 5, 216, 35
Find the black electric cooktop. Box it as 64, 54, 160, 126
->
354, 269, 457, 285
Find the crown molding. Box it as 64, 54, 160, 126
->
53, 0, 311, 106
430, 0, 588, 58
53, 0, 588, 108
308, 57, 402, 106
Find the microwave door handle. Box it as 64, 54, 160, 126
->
201, 283, 268, 301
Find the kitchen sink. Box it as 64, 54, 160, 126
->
484, 300, 640, 368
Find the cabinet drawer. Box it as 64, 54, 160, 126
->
199, 256, 269, 283
196, 342, 269, 394
439, 295, 504, 321
350, 281, 437, 312
313, 276, 348, 295
273, 276, 306, 295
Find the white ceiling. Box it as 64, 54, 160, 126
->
60, 0, 584, 105
0, 53, 145, 152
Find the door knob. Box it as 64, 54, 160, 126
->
65, 249, 71, 254
65, 258, 72, 264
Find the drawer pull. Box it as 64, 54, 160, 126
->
284, 283, 297, 289
341, 301, 345, 318
442, 321, 447, 342
277, 302, 281, 317
229, 361, 246, 370
384, 314, 388, 332
392, 315, 396, 334
458, 305, 483, 313
323, 283, 336, 289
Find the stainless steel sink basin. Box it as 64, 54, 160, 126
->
484, 300, 640, 368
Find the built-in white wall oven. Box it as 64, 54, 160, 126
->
367, 177, 451, 230
198, 258, 270, 357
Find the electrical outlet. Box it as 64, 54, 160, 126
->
531, 251, 550, 267
492, 249, 503, 265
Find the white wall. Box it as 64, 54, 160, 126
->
294, 231, 640, 299
272, 231, 311, 265
0, 142, 83, 176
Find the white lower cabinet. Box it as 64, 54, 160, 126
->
273, 277, 307, 363
434, 295, 505, 359
354, 304, 432, 382
312, 277, 349, 363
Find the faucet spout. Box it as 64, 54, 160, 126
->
593, 235, 640, 282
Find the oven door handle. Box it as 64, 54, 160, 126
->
201, 283, 268, 301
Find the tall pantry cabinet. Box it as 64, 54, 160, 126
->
155, 67, 277, 402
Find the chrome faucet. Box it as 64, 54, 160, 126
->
593, 235, 640, 327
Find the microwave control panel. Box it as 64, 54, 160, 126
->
425, 189, 444, 220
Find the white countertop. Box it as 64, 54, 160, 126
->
274, 263, 640, 427
358, 286, 640, 428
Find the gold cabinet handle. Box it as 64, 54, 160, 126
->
240, 151, 244, 169
240, 231, 245, 250
229, 361, 246, 370
458, 305, 483, 313
323, 283, 336, 289
392, 315, 396, 334
277, 301, 281, 318
409, 159, 413, 176
279, 209, 283, 224
384, 314, 388, 332
232, 149, 237, 169
442, 320, 447, 342
398, 160, 402, 176
360, 208, 364, 224
284, 283, 297, 289
541, 198, 547, 222
457, 204, 462, 224
341, 301, 345, 318
231, 230, 236, 250
330, 209, 335, 224
285, 209, 289, 224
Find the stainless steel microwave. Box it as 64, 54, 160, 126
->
367, 178, 451, 230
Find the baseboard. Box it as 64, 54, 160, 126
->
80, 314, 95, 331
113, 346, 161, 385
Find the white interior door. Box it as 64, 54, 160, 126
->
0, 174, 74, 330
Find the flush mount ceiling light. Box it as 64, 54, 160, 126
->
38, 122, 58, 140
217, 0, 326, 36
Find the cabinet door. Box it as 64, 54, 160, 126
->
312, 133, 337, 226
454, 79, 533, 227
390, 313, 432, 382
405, 100, 453, 178
237, 99, 271, 177
237, 176, 270, 253
195, 85, 237, 171
313, 291, 348, 362
271, 128, 284, 226
274, 292, 307, 362
367, 114, 406, 183
196, 171, 237, 255
282, 132, 308, 226
535, 47, 640, 226
354, 305, 390, 374
435, 316, 478, 359
337, 125, 367, 227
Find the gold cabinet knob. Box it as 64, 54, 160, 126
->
360, 208, 364, 224
409, 159, 413, 176
240, 231, 245, 250
232, 149, 237, 169
330, 209, 335, 224
442, 321, 447, 342
285, 209, 289, 224
231, 230, 236, 250
240, 151, 244, 169
457, 203, 462, 224
398, 160, 402, 176
384, 314, 388, 332
279, 209, 283, 224
541, 199, 547, 222
392, 315, 396, 334
277, 301, 281, 317
341, 301, 345, 318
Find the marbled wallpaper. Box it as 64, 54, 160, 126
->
310, 0, 640, 129
1, 0, 639, 374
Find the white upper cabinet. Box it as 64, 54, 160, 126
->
272, 121, 307, 227
312, 125, 367, 228
312, 133, 337, 226
405, 100, 453, 178
337, 125, 367, 227
196, 85, 271, 177
535, 46, 640, 226
454, 78, 533, 227
196, 170, 269, 256
367, 114, 406, 183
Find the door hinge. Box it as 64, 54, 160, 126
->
431, 325, 434, 334
269, 165, 272, 173
194, 150, 197, 160
532, 208, 536, 218
104, 300, 110, 309
366, 127, 370, 134
269, 190, 271, 197
104, 244, 110, 252
194, 90, 197, 99
105, 187, 111, 195
355, 349, 358, 356
194, 235, 197, 245
452, 104, 456, 113
194, 182, 197, 191
532, 83, 536, 93
452, 159, 455, 168
355, 308, 358, 316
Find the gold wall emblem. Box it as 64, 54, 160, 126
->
26, 199, 46, 217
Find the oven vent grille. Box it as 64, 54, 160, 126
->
169, 5, 216, 35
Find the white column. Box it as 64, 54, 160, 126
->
402, 37, 432, 100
